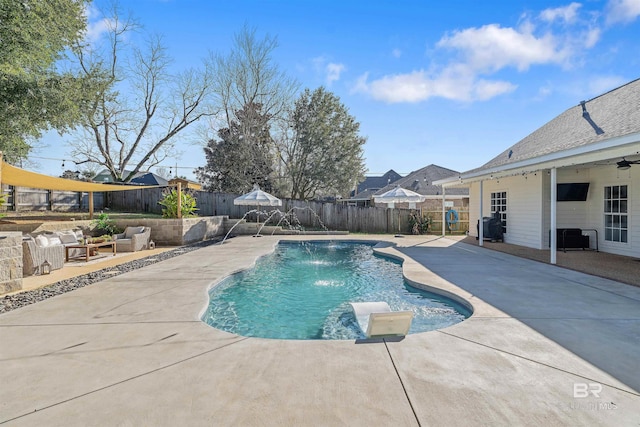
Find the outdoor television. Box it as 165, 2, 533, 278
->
557, 183, 590, 201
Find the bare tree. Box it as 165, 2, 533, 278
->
202, 26, 298, 193
69, 6, 217, 182
212, 26, 298, 129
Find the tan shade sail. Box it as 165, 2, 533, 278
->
1, 160, 157, 192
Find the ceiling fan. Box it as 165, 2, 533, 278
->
616, 158, 640, 170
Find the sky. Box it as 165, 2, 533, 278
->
33, 0, 640, 181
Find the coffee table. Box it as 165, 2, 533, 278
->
65, 241, 117, 262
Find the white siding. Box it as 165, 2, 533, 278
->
585, 166, 638, 257
542, 166, 638, 257
556, 168, 591, 228
469, 174, 544, 249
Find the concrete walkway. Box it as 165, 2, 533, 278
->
1, 235, 638, 426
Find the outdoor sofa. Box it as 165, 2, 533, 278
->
22, 229, 86, 276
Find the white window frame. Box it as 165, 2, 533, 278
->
604, 184, 628, 244
490, 191, 507, 234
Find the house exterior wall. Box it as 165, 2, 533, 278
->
469, 165, 640, 258
541, 166, 639, 256
469, 174, 544, 248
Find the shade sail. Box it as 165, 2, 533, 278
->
1, 160, 157, 192
234, 185, 282, 206
373, 186, 426, 203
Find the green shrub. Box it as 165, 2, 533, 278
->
91, 212, 119, 235
158, 188, 198, 218
408, 211, 431, 235
0, 192, 6, 219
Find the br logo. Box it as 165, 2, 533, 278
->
573, 383, 602, 398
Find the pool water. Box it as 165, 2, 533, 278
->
202, 241, 471, 340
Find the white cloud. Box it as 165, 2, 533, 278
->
352, 66, 516, 103
352, 4, 605, 104
539, 2, 582, 23
436, 24, 567, 72
83, 4, 113, 44
312, 57, 346, 86
584, 28, 601, 48
606, 0, 640, 25
326, 62, 345, 85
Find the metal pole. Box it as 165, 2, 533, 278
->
441, 191, 445, 237
479, 180, 484, 246
550, 168, 557, 264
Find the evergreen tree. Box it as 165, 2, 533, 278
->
196, 103, 275, 193
0, 0, 91, 162
280, 87, 366, 200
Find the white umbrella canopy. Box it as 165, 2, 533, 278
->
234, 184, 282, 207
373, 186, 426, 204
373, 186, 425, 235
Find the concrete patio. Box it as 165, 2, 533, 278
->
1, 235, 638, 426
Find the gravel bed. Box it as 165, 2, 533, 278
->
0, 238, 224, 315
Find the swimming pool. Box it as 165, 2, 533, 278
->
202, 241, 471, 340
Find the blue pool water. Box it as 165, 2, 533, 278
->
202, 241, 471, 340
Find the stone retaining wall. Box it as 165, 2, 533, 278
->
0, 232, 23, 294
115, 216, 226, 246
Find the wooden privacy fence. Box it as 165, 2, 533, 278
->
1, 185, 104, 211
423, 209, 470, 235
108, 187, 437, 234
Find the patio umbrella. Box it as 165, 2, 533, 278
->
234, 185, 282, 230
373, 186, 425, 235
233, 184, 282, 207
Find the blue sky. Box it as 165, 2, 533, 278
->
35, 0, 640, 181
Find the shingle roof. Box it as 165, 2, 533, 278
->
130, 172, 169, 186
375, 164, 468, 196
355, 169, 402, 194
467, 77, 640, 174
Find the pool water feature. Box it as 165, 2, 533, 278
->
202, 241, 471, 340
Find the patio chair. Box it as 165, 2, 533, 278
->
113, 226, 151, 252
349, 302, 414, 338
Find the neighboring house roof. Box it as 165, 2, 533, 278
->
354, 169, 402, 195
347, 188, 380, 202
454, 78, 640, 181
94, 169, 168, 186
376, 164, 468, 197
131, 172, 169, 186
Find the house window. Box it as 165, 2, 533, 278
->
490, 191, 507, 233
604, 185, 628, 243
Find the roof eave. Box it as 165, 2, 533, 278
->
436, 131, 640, 187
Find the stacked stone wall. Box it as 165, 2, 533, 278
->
0, 232, 23, 294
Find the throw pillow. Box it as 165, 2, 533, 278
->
35, 235, 49, 247
58, 231, 78, 245
125, 226, 145, 238
47, 235, 63, 246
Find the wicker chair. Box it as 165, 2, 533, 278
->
113, 226, 151, 252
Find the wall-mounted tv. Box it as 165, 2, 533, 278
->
557, 183, 590, 201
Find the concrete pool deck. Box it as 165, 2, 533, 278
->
1, 235, 639, 425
